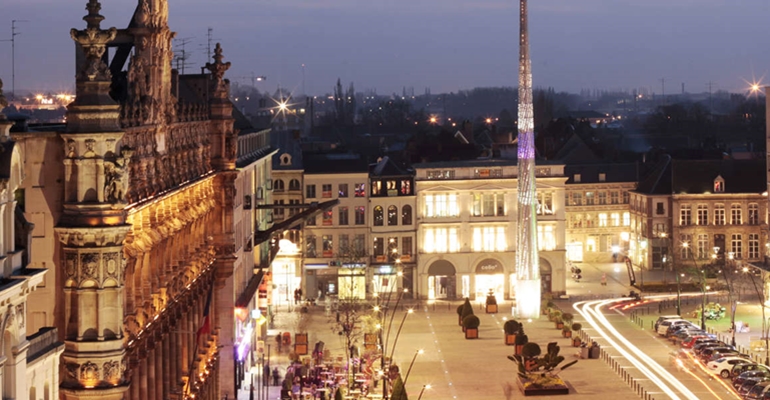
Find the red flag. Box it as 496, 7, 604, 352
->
196, 286, 214, 344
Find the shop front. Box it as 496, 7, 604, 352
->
338, 264, 366, 299
373, 264, 400, 297
427, 259, 456, 300
271, 239, 302, 307
474, 258, 504, 302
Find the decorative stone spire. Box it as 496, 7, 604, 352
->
205, 43, 231, 98
70, 0, 117, 82
0, 79, 7, 120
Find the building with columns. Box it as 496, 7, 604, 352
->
413, 159, 567, 300
18, 1, 257, 399
0, 82, 64, 400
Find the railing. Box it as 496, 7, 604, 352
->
27, 327, 63, 363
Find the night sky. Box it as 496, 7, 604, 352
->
2, 0, 769, 96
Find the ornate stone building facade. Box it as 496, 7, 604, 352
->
20, 1, 253, 399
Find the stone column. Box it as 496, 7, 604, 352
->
155, 331, 163, 400
162, 330, 171, 399
146, 346, 156, 400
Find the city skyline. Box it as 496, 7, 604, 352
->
1, 0, 769, 96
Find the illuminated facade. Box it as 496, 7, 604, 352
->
564, 164, 636, 263
20, 2, 253, 399
414, 161, 567, 301
515, 0, 540, 318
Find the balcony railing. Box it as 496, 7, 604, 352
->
27, 327, 63, 363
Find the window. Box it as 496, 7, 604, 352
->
306, 184, 316, 198
731, 234, 742, 259
371, 181, 382, 196
623, 212, 630, 226
471, 193, 505, 216
714, 176, 724, 193
373, 237, 384, 257
273, 200, 285, 218
749, 234, 759, 259
387, 205, 398, 226
584, 214, 594, 228
472, 226, 506, 252
714, 204, 725, 225
599, 173, 606, 182
373, 206, 384, 226
598, 192, 607, 205
571, 192, 582, 206
697, 234, 709, 259
322, 184, 332, 198
338, 206, 349, 225
598, 213, 608, 227
425, 193, 459, 218
402, 205, 412, 225
427, 170, 455, 179
353, 234, 366, 254
323, 210, 333, 226
656, 202, 664, 215
537, 225, 556, 251
585, 192, 594, 205
697, 205, 708, 226
354, 183, 366, 197
289, 199, 300, 216
610, 191, 619, 204
400, 180, 412, 195
537, 192, 553, 215
274, 179, 285, 191
387, 237, 399, 261
424, 227, 460, 253
749, 203, 760, 225
386, 181, 397, 196
622, 192, 630, 204
731, 204, 742, 225
611, 213, 620, 227
680, 205, 691, 226
322, 235, 334, 257
289, 179, 301, 191
339, 234, 350, 256
401, 237, 413, 257
355, 206, 366, 225
305, 235, 317, 258
306, 215, 316, 226
574, 174, 581, 183
338, 183, 348, 197
680, 234, 693, 259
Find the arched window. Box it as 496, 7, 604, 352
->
402, 205, 412, 225
387, 205, 398, 226
373, 206, 384, 226
289, 179, 301, 191
274, 179, 285, 191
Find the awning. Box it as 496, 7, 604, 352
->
236, 269, 264, 308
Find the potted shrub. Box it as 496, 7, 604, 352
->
561, 313, 574, 326
571, 323, 582, 347
485, 291, 498, 314
555, 316, 564, 330
504, 320, 522, 346
514, 334, 528, 355
549, 309, 562, 323
562, 325, 571, 338
460, 298, 474, 332
463, 315, 480, 339
508, 342, 577, 396
456, 304, 464, 326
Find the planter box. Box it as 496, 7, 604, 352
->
555, 322, 564, 330
465, 328, 478, 339
486, 304, 498, 314
572, 338, 581, 347
562, 331, 572, 338
515, 344, 524, 355
516, 375, 569, 396
294, 343, 308, 355
505, 334, 516, 346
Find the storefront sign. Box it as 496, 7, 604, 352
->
475, 258, 503, 274
378, 265, 393, 274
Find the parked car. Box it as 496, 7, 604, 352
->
657, 319, 692, 336
733, 364, 770, 379
739, 377, 770, 397
693, 342, 728, 356
669, 327, 704, 343
699, 347, 738, 363
734, 371, 770, 389
682, 335, 714, 348
654, 315, 681, 331
745, 380, 770, 400
708, 356, 754, 378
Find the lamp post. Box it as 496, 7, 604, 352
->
726, 252, 737, 347
743, 263, 770, 365
417, 384, 431, 400
402, 349, 424, 386
682, 242, 707, 330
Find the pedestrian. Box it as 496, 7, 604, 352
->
263, 363, 270, 386
601, 273, 607, 286
272, 366, 280, 386
276, 332, 283, 353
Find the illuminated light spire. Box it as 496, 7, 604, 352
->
515, 0, 541, 319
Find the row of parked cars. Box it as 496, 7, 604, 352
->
657, 315, 770, 399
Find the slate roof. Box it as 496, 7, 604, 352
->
271, 130, 303, 171
634, 156, 766, 195
302, 152, 369, 175
564, 163, 638, 184
369, 156, 413, 177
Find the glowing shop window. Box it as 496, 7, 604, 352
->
424, 229, 435, 253
435, 229, 448, 253
496, 227, 506, 251
611, 213, 620, 227
449, 228, 459, 252
623, 212, 630, 226
586, 238, 596, 252
537, 225, 556, 251
599, 213, 608, 227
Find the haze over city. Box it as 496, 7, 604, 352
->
2, 0, 770, 96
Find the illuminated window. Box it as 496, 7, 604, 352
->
537, 225, 556, 251
598, 213, 608, 227
371, 181, 382, 196
714, 204, 725, 225
731, 234, 742, 259
338, 183, 348, 197
610, 191, 619, 204
373, 237, 384, 257
623, 212, 630, 226
585, 192, 594, 205
354, 183, 366, 197
697, 205, 708, 225
402, 205, 412, 225
680, 234, 692, 259
425, 227, 459, 253
425, 193, 459, 218
373, 206, 384, 226
749, 234, 759, 259
305, 235, 317, 257
537, 192, 553, 215
323, 210, 333, 226
731, 204, 742, 225
714, 176, 724, 193
322, 235, 334, 257
697, 234, 709, 259
680, 205, 692, 226
400, 180, 412, 195
611, 213, 620, 227
322, 184, 332, 198
749, 203, 760, 225
355, 206, 366, 225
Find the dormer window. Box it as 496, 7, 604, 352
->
280, 153, 292, 166
714, 175, 724, 193
574, 174, 581, 183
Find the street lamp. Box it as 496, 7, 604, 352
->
417, 384, 432, 400
682, 242, 708, 330
743, 263, 770, 365
403, 349, 424, 386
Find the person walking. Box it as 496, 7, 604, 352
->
276, 332, 283, 353
601, 273, 607, 286
263, 363, 270, 386
272, 366, 281, 387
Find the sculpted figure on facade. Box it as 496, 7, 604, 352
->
104, 149, 132, 203
70, 0, 117, 82
206, 43, 231, 94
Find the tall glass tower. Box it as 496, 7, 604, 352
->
515, 0, 541, 318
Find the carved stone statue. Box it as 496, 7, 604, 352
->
104, 149, 133, 203
205, 43, 231, 94
69, 0, 118, 82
